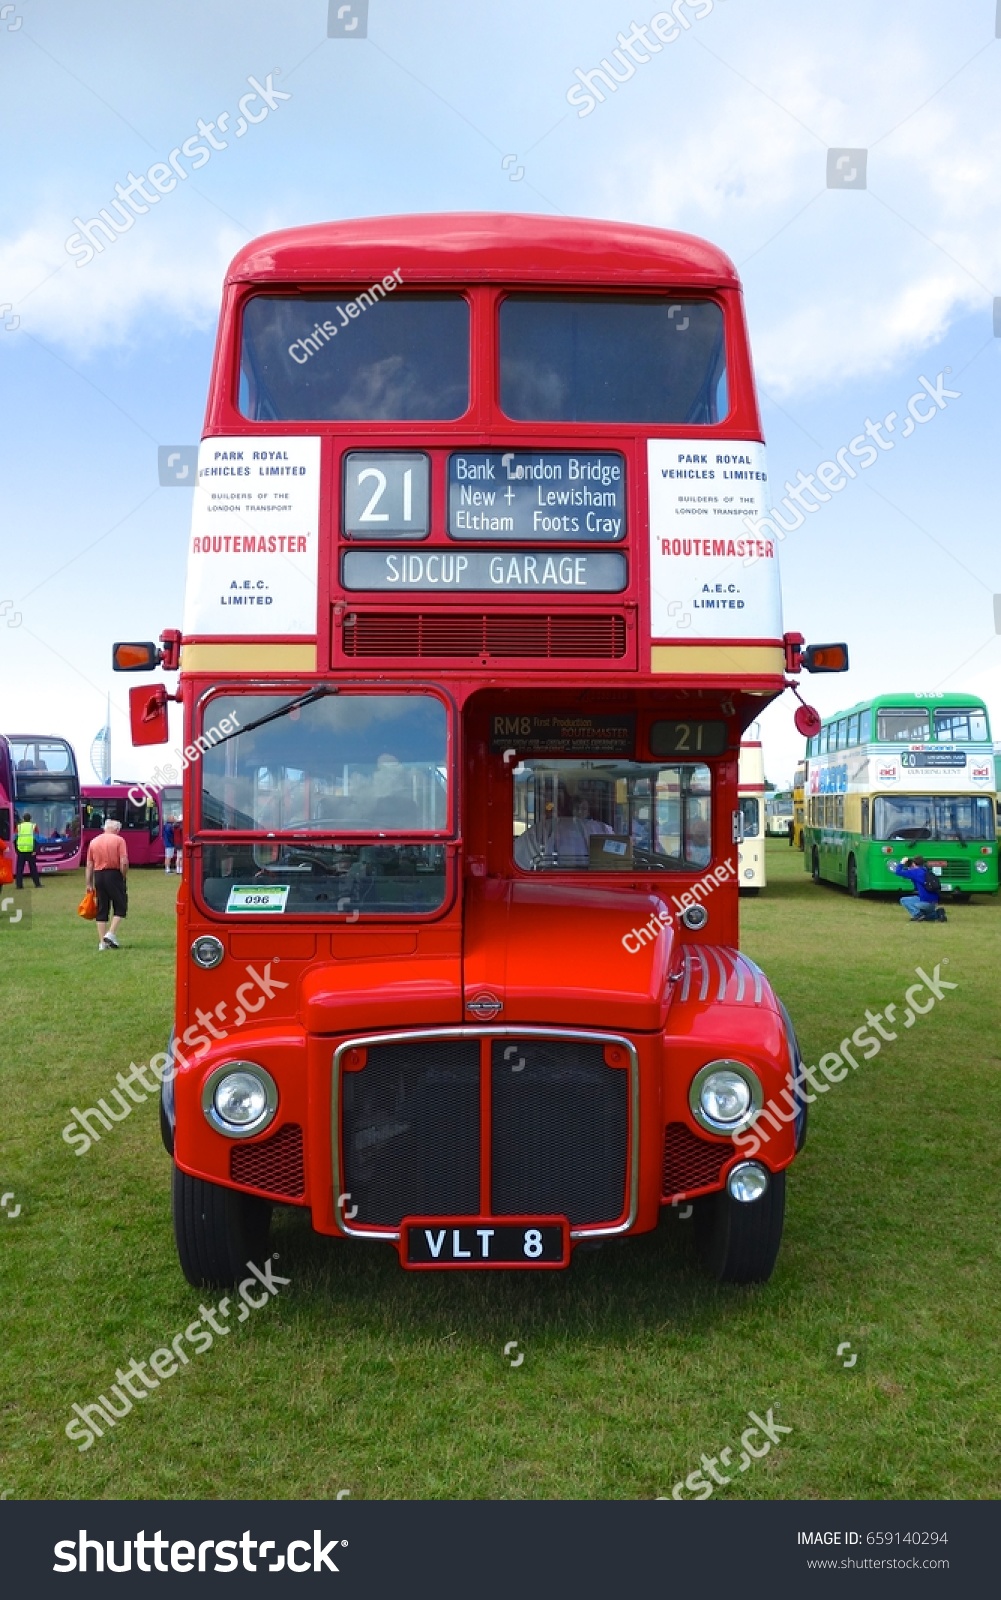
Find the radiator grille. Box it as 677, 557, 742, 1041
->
341, 612, 627, 659
490, 1039, 628, 1224
341, 1040, 480, 1226
928, 859, 971, 880
662, 1121, 730, 1198
230, 1123, 305, 1199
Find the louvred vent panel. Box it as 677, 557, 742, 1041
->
340, 613, 627, 659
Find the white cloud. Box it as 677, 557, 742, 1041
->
0, 214, 245, 357
591, 37, 1001, 397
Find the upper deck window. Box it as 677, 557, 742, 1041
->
9, 739, 74, 776
876, 708, 930, 742
239, 294, 469, 421
934, 707, 988, 742
499, 296, 727, 423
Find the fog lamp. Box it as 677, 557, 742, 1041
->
728, 1161, 769, 1203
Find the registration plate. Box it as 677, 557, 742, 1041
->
402, 1217, 569, 1269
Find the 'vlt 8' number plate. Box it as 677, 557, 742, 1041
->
402, 1219, 568, 1269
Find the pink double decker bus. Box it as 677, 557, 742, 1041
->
1, 735, 83, 872
81, 784, 170, 868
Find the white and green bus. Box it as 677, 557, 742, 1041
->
804, 693, 997, 900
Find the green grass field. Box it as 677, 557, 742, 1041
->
1, 847, 999, 1501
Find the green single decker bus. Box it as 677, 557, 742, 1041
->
803, 692, 997, 900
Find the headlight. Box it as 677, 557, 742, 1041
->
680, 903, 709, 930
689, 1060, 762, 1134
202, 1063, 278, 1138
975, 861, 988, 874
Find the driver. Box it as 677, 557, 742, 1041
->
515, 787, 611, 869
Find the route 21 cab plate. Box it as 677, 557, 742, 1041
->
401, 1217, 569, 1269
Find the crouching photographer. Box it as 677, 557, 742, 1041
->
888, 854, 947, 922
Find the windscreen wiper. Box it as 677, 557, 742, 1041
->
210, 686, 336, 749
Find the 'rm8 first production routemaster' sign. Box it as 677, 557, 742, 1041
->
182, 436, 321, 636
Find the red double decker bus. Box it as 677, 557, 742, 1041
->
116, 213, 845, 1287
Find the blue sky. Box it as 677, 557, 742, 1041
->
1, 0, 999, 786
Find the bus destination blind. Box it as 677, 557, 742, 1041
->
341, 549, 627, 591
900, 750, 967, 768
448, 451, 625, 541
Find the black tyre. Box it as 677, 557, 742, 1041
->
847, 855, 859, 897
172, 1164, 272, 1288
811, 847, 821, 883
739, 886, 760, 897
694, 1170, 786, 1284
951, 893, 971, 905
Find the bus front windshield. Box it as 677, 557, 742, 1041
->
198, 692, 449, 916
513, 759, 711, 872
873, 795, 995, 843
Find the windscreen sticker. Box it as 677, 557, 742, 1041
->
647, 439, 782, 640
182, 436, 320, 636
225, 883, 290, 914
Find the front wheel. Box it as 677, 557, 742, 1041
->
847, 855, 859, 897
811, 847, 821, 884
694, 1170, 785, 1284
172, 1165, 272, 1288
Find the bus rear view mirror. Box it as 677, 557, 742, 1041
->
129, 684, 170, 746
794, 703, 822, 738
113, 640, 160, 672
801, 643, 849, 673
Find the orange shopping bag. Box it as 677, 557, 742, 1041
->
77, 888, 98, 920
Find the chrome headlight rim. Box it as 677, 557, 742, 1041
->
201, 1061, 278, 1139
191, 935, 225, 970
689, 1059, 763, 1135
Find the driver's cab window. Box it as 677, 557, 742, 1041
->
513, 759, 711, 872
197, 691, 449, 917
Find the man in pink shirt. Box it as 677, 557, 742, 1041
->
85, 818, 129, 951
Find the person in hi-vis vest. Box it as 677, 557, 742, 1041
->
15, 813, 41, 888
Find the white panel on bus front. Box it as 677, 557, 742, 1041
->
182, 436, 321, 637
646, 438, 782, 641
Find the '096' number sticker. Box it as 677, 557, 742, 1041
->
226, 884, 290, 914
